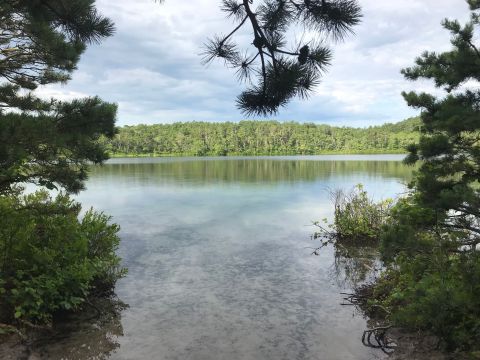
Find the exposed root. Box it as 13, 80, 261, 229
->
340, 292, 368, 305
341, 291, 396, 354
362, 325, 396, 355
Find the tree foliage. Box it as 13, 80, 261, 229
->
0, 0, 117, 194
204, 0, 361, 116
401, 0, 480, 249
362, 1, 480, 352
101, 118, 420, 156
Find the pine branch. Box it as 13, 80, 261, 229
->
204, 0, 361, 115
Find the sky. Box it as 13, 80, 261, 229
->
37, 0, 472, 127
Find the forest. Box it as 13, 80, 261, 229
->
101, 118, 420, 156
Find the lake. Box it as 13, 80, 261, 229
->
35, 155, 413, 360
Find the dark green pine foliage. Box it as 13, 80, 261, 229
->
402, 0, 480, 248
0, 0, 117, 194
203, 0, 362, 116
372, 1, 480, 351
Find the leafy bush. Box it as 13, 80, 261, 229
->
331, 184, 392, 243
365, 196, 480, 352
0, 190, 126, 325
370, 250, 480, 352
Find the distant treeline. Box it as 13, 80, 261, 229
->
100, 118, 421, 156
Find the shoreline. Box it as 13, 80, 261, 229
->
107, 151, 408, 158
0, 324, 455, 360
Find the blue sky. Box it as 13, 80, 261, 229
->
38, 0, 471, 127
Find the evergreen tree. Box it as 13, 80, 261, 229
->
203, 0, 361, 116
0, 0, 117, 194
373, 3, 480, 350
402, 0, 480, 249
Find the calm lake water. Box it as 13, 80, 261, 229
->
36, 155, 413, 360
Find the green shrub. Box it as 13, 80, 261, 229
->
370, 250, 480, 352
0, 190, 126, 325
331, 184, 392, 243
366, 196, 480, 352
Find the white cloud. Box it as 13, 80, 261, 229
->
35, 87, 90, 102
34, 0, 474, 126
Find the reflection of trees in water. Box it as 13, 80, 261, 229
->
31, 297, 128, 360
329, 243, 382, 289
90, 159, 415, 185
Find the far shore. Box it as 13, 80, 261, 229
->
107, 151, 408, 158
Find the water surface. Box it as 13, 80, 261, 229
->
40, 155, 413, 360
